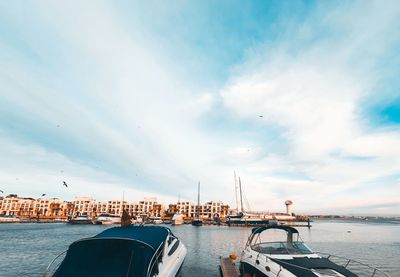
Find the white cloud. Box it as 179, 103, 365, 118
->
219, 0, 400, 213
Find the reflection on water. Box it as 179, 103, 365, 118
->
0, 220, 398, 276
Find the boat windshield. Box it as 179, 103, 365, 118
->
252, 241, 313, 255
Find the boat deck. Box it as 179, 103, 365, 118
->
219, 257, 240, 277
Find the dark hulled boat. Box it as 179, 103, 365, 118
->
45, 225, 187, 277
191, 181, 203, 227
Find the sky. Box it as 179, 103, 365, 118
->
0, 0, 399, 215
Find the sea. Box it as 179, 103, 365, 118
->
0, 220, 399, 277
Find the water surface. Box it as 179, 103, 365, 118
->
0, 220, 398, 276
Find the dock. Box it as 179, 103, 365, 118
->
198, 219, 311, 228
219, 257, 240, 277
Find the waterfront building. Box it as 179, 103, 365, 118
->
72, 196, 163, 218
176, 201, 195, 218
166, 204, 177, 216
73, 197, 97, 217
0, 194, 73, 218
175, 200, 229, 219
0, 194, 229, 220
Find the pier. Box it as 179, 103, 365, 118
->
219, 257, 240, 277
224, 221, 311, 228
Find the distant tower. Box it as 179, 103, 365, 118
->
285, 200, 293, 215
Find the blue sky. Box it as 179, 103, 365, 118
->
0, 0, 399, 215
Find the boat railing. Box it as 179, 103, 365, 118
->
264, 253, 390, 277
44, 250, 67, 276
146, 242, 165, 277
315, 252, 391, 277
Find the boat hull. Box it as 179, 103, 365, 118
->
226, 219, 270, 226
68, 219, 93, 224
191, 220, 202, 226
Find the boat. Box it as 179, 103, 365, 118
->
93, 213, 121, 225
0, 215, 20, 223
226, 174, 297, 226
226, 177, 271, 226
45, 225, 187, 277
149, 216, 163, 224
68, 215, 93, 224
172, 213, 184, 225
240, 224, 390, 277
191, 181, 202, 226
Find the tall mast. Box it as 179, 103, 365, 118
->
234, 171, 238, 212
239, 177, 244, 213
197, 181, 200, 219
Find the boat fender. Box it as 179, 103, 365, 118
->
265, 266, 271, 272
256, 260, 260, 265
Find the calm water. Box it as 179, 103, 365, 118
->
0, 220, 399, 277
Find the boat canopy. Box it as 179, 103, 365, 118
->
53, 226, 171, 277
95, 225, 169, 250
251, 225, 299, 235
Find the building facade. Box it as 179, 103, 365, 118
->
0, 194, 229, 219
0, 194, 73, 218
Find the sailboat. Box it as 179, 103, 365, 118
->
226, 176, 270, 226
191, 181, 203, 226
226, 171, 244, 219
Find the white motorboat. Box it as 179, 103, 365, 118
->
45, 225, 187, 277
172, 214, 184, 225
150, 216, 163, 224
93, 213, 121, 225
240, 224, 390, 277
0, 215, 20, 223
68, 215, 93, 224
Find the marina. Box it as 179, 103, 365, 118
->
1, 1, 399, 277
0, 220, 398, 276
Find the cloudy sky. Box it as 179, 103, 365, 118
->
1, 1, 399, 215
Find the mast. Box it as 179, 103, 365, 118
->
239, 177, 244, 213
197, 181, 200, 219
234, 171, 238, 212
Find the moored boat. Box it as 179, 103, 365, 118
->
226, 175, 297, 226
45, 225, 187, 277
191, 182, 202, 226
93, 213, 121, 225
68, 215, 93, 224
239, 224, 390, 277
149, 216, 163, 224
0, 215, 20, 223
172, 214, 184, 225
